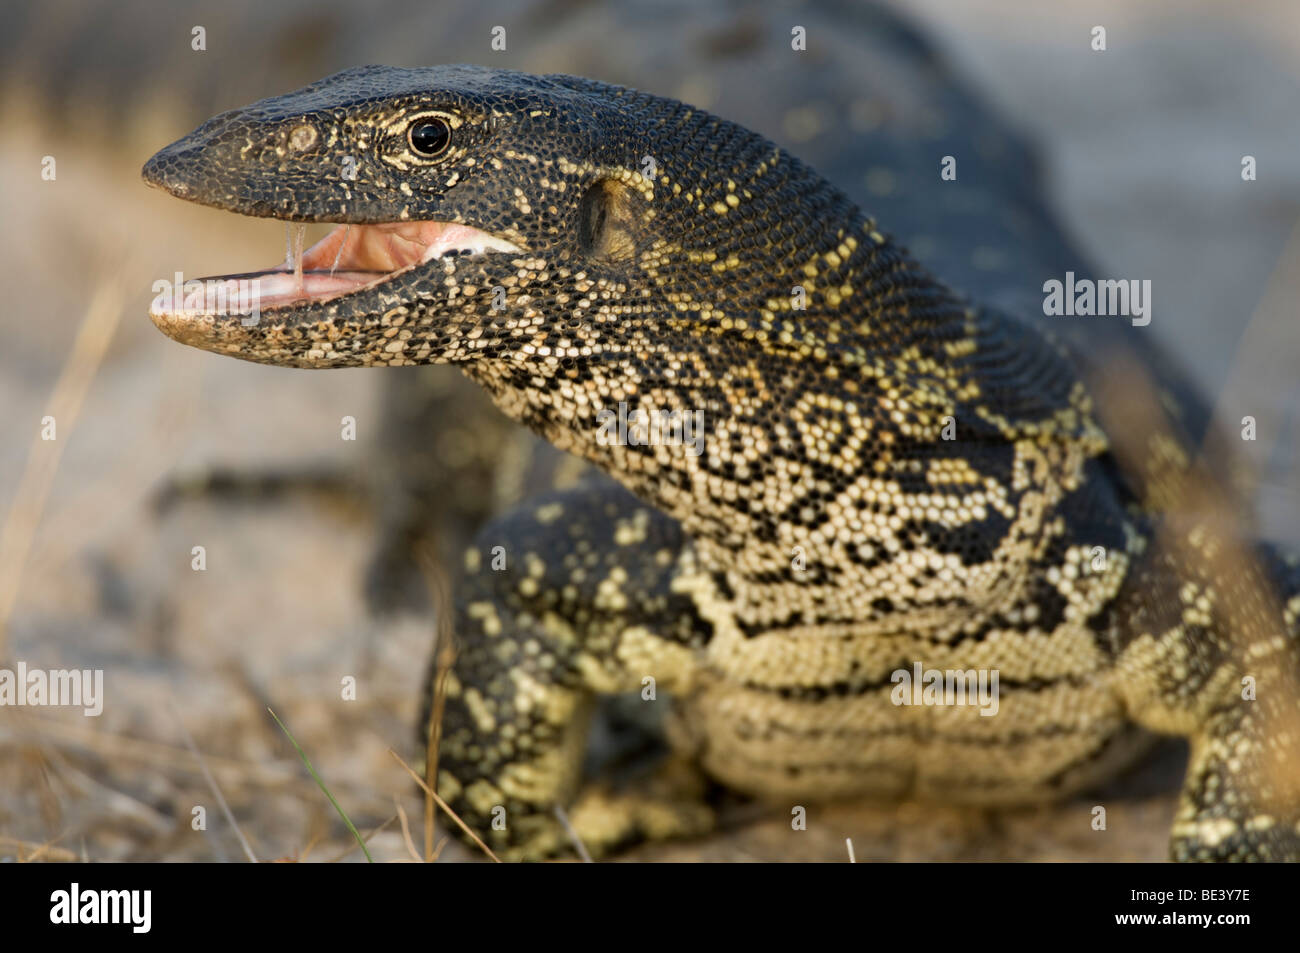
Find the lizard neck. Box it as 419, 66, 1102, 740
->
462, 190, 1112, 639
462, 209, 984, 566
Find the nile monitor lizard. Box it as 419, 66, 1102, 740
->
142, 65, 1300, 861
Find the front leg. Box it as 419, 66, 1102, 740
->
1171, 544, 1300, 861
1116, 533, 1300, 861
1173, 697, 1300, 861
422, 478, 712, 861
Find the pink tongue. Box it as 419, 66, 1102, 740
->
191, 220, 521, 312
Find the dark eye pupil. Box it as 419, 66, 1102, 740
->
410, 119, 450, 156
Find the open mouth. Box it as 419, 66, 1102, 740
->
151, 220, 522, 317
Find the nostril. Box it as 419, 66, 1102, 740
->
141, 153, 168, 187
142, 135, 215, 193
141, 152, 190, 195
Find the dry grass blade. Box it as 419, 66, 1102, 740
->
394, 796, 422, 863
0, 274, 125, 657
169, 696, 258, 863
552, 804, 593, 863
1098, 358, 1300, 802
2, 711, 326, 794
325, 814, 398, 863
0, 835, 79, 863
430, 834, 450, 861
389, 748, 500, 862
418, 546, 457, 863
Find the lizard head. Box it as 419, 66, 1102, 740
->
142, 63, 723, 368
143, 65, 899, 373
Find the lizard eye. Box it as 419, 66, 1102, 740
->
408, 117, 451, 157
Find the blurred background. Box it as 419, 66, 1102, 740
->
1, 0, 1297, 862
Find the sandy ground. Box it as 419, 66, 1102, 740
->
0, 0, 1296, 862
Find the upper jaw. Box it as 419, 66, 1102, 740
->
142, 130, 525, 318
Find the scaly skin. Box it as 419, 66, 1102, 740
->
143, 65, 1300, 861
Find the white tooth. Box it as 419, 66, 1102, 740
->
330, 225, 351, 277
416, 233, 521, 264
292, 224, 306, 296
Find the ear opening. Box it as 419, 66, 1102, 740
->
576, 178, 640, 263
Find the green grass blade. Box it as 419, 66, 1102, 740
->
269, 707, 374, 863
